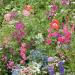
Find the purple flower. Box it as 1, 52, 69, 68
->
61, 0, 70, 5
48, 57, 54, 62
16, 22, 25, 30
48, 66, 55, 75
58, 61, 65, 74
51, 5, 58, 12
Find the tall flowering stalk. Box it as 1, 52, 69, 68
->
48, 65, 55, 75
58, 61, 65, 75
13, 22, 25, 45
20, 43, 27, 65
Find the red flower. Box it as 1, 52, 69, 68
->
24, 5, 32, 11
50, 19, 59, 30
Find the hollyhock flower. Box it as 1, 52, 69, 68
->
7, 60, 14, 69
58, 61, 65, 74
48, 65, 55, 75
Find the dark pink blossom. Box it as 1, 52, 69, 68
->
16, 22, 25, 30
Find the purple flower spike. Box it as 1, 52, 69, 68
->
48, 66, 55, 75
58, 61, 65, 75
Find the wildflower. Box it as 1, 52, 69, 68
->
50, 19, 60, 30
24, 5, 32, 11
61, 0, 70, 5
7, 60, 14, 70
22, 5, 32, 16
4, 13, 11, 22
16, 22, 25, 31
20, 43, 27, 62
13, 22, 25, 44
48, 65, 55, 75
48, 57, 54, 62
4, 11, 17, 22
58, 61, 65, 74
22, 9, 30, 16
51, 5, 58, 12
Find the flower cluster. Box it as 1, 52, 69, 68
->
20, 43, 27, 65
13, 22, 25, 44
46, 19, 71, 49
4, 11, 17, 22
47, 4, 58, 20
22, 5, 32, 16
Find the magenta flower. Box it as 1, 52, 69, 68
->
16, 22, 25, 30
7, 60, 14, 69
58, 36, 65, 43
51, 5, 58, 12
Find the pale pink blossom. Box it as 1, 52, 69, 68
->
22, 10, 30, 16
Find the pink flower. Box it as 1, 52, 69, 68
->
47, 29, 51, 33
16, 22, 25, 30
51, 5, 58, 12
58, 36, 65, 43
61, 0, 70, 5
46, 39, 52, 45
4, 13, 11, 22
20, 43, 27, 61
22, 10, 30, 16
4, 11, 17, 22
7, 60, 14, 69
